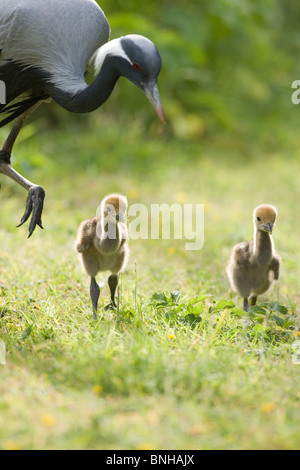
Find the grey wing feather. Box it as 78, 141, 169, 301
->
0, 0, 17, 55
0, 0, 110, 80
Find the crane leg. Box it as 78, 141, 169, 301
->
0, 104, 45, 237
90, 276, 100, 319
105, 274, 118, 310
243, 298, 249, 312
249, 295, 257, 306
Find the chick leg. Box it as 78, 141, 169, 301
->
105, 274, 118, 310
0, 104, 45, 237
243, 298, 249, 312
249, 295, 257, 306
90, 276, 100, 319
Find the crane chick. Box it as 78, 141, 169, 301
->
76, 194, 129, 319
226, 204, 280, 312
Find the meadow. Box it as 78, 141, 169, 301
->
0, 111, 300, 450
0, 0, 300, 451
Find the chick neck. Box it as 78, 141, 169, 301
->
253, 226, 274, 264
97, 217, 121, 253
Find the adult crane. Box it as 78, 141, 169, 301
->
0, 0, 165, 237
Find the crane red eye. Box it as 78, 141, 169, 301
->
133, 63, 141, 71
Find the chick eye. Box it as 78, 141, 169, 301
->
257, 216, 261, 222
133, 62, 141, 71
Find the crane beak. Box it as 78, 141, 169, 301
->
142, 80, 165, 123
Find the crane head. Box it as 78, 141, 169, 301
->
93, 35, 165, 123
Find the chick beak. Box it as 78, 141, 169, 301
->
142, 80, 165, 123
116, 213, 124, 223
265, 222, 273, 234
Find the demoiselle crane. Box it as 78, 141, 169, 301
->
0, 0, 165, 237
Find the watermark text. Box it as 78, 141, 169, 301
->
96, 202, 205, 251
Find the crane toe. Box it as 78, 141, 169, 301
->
104, 301, 117, 311
17, 186, 45, 237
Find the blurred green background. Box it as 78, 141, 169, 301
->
98, 0, 298, 144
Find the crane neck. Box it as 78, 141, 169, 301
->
47, 56, 120, 113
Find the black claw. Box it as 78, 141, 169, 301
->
17, 186, 45, 237
17, 197, 33, 227
104, 301, 117, 311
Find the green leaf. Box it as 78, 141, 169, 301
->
189, 294, 210, 303
170, 291, 181, 304
260, 302, 288, 315
172, 305, 185, 314
271, 315, 285, 327
150, 292, 169, 306
255, 316, 265, 324
187, 302, 204, 315
270, 302, 288, 315
214, 299, 235, 312
248, 305, 267, 315
182, 313, 202, 327
165, 310, 178, 322
230, 307, 245, 317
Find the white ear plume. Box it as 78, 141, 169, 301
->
90, 38, 132, 75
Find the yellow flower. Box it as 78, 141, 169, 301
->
136, 443, 155, 450
92, 384, 103, 394
168, 334, 175, 340
3, 440, 20, 450
175, 192, 187, 204
127, 189, 139, 200
294, 331, 300, 337
188, 424, 204, 436
261, 402, 275, 414
41, 413, 56, 427
168, 247, 176, 255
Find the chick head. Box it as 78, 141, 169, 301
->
253, 204, 277, 234
101, 194, 128, 223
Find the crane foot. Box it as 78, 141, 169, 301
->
17, 185, 45, 237
104, 301, 117, 311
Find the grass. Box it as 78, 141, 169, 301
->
0, 111, 300, 450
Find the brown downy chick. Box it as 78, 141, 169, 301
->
75, 194, 129, 318
226, 204, 280, 312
